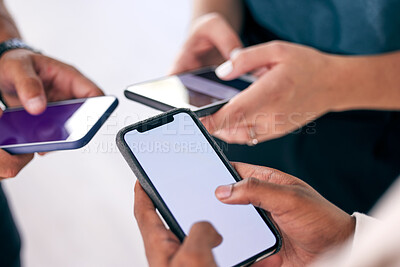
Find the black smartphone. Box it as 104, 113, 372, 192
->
124, 67, 254, 117
117, 109, 281, 267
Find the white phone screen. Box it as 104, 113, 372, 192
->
124, 112, 278, 266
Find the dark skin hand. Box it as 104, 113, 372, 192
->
135, 162, 355, 267
0, 0, 103, 179
215, 162, 356, 267
0, 50, 103, 179
134, 181, 222, 267
0, 49, 103, 114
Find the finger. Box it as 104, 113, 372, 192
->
212, 126, 250, 144
34, 55, 104, 99
173, 222, 222, 266
170, 14, 242, 75
184, 222, 222, 249
134, 181, 180, 266
231, 162, 304, 186
191, 13, 242, 60
134, 181, 168, 237
201, 68, 283, 134
215, 41, 289, 80
215, 177, 295, 215
8, 54, 47, 115
252, 254, 282, 267
69, 67, 104, 98
0, 149, 34, 179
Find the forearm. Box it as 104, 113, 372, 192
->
330, 52, 400, 111
0, 0, 20, 42
192, 0, 244, 32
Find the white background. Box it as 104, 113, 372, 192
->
2, 1, 192, 266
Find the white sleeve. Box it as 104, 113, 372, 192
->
350, 212, 381, 253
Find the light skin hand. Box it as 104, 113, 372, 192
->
203, 40, 400, 144
215, 162, 355, 267
169, 13, 242, 75
201, 41, 336, 144
134, 181, 222, 267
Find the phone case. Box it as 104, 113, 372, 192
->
116, 108, 282, 266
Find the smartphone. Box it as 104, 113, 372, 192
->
124, 67, 254, 117
117, 109, 281, 267
0, 96, 118, 154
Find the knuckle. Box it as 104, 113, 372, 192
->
267, 41, 288, 56
194, 13, 224, 35
227, 104, 246, 125
244, 177, 261, 191
203, 12, 223, 24
285, 187, 307, 204
232, 51, 247, 68
20, 76, 42, 90
2, 167, 19, 178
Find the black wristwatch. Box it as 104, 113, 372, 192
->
0, 38, 38, 59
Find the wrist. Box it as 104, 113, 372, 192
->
321, 54, 359, 112
0, 38, 39, 60
324, 54, 399, 112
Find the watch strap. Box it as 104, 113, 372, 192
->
0, 38, 38, 59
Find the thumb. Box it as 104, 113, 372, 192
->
215, 177, 293, 214
182, 222, 222, 250
175, 222, 222, 265
11, 58, 47, 115
215, 41, 286, 80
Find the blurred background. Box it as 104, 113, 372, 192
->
3, 0, 191, 266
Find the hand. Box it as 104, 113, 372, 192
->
215, 162, 355, 266
0, 48, 103, 178
134, 181, 222, 267
169, 13, 242, 75
201, 41, 340, 144
0, 49, 103, 115
0, 149, 33, 180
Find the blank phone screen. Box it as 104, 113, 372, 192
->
127, 70, 251, 109
124, 112, 277, 266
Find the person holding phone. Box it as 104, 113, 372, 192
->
0, 1, 103, 266
171, 1, 400, 215
135, 162, 400, 267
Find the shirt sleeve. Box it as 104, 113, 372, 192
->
350, 212, 381, 253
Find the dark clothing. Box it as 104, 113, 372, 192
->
217, 2, 400, 214
218, 111, 400, 214
245, 0, 400, 55
0, 184, 21, 267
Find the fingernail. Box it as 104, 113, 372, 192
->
216, 184, 233, 199
229, 48, 241, 59
215, 60, 233, 78
26, 96, 46, 114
